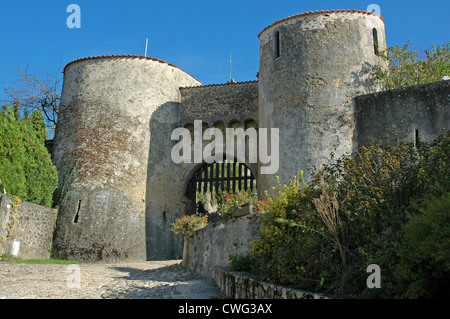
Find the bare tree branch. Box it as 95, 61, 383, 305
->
2, 63, 62, 135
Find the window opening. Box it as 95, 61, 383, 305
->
74, 200, 82, 223
373, 28, 380, 56
274, 30, 281, 59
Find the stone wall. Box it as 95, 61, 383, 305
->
181, 212, 327, 299
354, 80, 450, 149
180, 81, 259, 127
182, 214, 262, 279
213, 267, 327, 299
0, 195, 58, 259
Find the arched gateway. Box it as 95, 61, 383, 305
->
184, 158, 257, 219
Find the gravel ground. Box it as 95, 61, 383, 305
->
0, 260, 223, 299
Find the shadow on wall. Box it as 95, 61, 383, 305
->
351, 61, 383, 95
144, 101, 260, 261
145, 101, 190, 261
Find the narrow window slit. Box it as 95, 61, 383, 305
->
74, 200, 82, 223
274, 30, 281, 59
373, 28, 379, 56
414, 129, 420, 147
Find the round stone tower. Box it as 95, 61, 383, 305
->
51, 55, 201, 262
257, 10, 387, 189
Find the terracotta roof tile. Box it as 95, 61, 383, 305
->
180, 80, 258, 90
63, 54, 201, 83
258, 9, 384, 38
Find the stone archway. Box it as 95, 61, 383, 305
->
182, 156, 257, 221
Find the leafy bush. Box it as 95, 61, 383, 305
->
399, 192, 450, 299
250, 171, 336, 290
416, 130, 450, 196
249, 131, 450, 298
229, 253, 255, 272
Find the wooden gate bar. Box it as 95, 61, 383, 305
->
188, 160, 256, 198
215, 162, 220, 192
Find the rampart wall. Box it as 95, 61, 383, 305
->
354, 80, 450, 149
182, 214, 262, 278
180, 81, 259, 127
0, 195, 58, 259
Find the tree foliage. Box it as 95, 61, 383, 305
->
374, 41, 450, 90
400, 192, 450, 299
0, 105, 58, 207
0, 107, 27, 199
30, 109, 48, 142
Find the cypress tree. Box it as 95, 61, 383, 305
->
0, 105, 58, 207
0, 107, 27, 199
30, 110, 48, 142
20, 116, 58, 207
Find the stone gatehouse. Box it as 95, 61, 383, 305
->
49, 10, 449, 262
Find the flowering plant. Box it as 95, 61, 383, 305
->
217, 189, 259, 221
170, 214, 208, 237
254, 199, 269, 213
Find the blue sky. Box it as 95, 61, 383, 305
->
0, 0, 449, 98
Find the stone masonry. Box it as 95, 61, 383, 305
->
0, 195, 58, 259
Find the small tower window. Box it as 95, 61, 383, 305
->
274, 30, 281, 59
74, 200, 82, 223
414, 129, 420, 147
373, 28, 380, 56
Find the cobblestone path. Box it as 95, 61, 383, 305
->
0, 260, 222, 299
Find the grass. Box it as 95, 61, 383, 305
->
0, 254, 81, 264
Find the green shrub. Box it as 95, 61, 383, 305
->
29, 110, 48, 142
316, 134, 422, 297
229, 253, 255, 272
249, 131, 450, 298
399, 192, 450, 299
416, 130, 450, 197
250, 171, 336, 290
